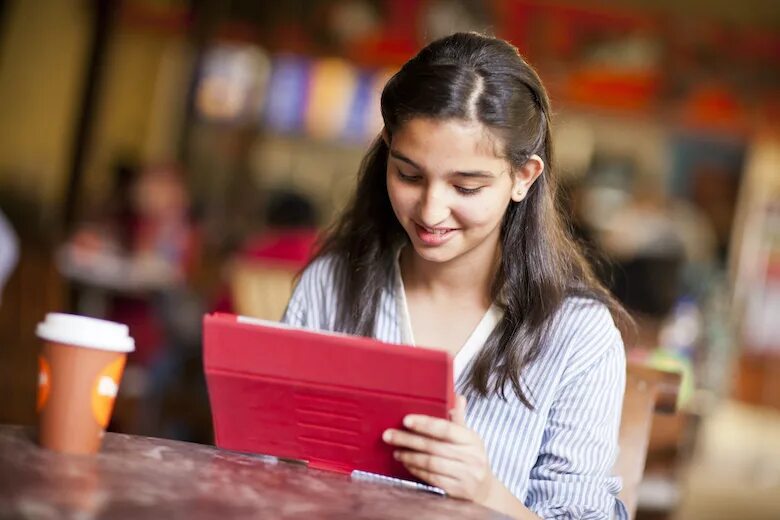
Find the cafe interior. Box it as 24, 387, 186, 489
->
0, 0, 778, 518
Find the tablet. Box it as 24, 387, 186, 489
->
203, 313, 455, 486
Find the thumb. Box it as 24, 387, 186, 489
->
450, 394, 467, 425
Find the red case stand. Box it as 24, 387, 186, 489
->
203, 313, 455, 480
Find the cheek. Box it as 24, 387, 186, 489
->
386, 176, 399, 207
452, 197, 509, 228
386, 177, 416, 214
454, 206, 492, 226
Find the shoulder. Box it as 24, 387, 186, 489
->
296, 254, 345, 292
550, 296, 621, 343
283, 254, 346, 329
546, 296, 624, 383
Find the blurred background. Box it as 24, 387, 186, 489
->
0, 1, 778, 518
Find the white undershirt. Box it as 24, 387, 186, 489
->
393, 252, 504, 381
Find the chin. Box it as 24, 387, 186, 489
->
409, 242, 460, 264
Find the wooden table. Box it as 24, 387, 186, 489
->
0, 425, 505, 519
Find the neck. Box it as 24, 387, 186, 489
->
400, 242, 499, 307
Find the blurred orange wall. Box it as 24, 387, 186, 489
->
0, 0, 190, 219
0, 0, 89, 211
80, 26, 190, 213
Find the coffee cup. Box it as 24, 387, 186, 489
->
36, 313, 135, 454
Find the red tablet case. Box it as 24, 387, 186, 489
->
203, 313, 455, 481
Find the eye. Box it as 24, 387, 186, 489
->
455, 186, 483, 196
396, 168, 421, 183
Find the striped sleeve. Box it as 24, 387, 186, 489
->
526, 303, 628, 520
281, 255, 342, 331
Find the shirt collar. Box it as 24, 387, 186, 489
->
392, 246, 504, 382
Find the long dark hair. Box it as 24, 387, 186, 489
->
311, 32, 629, 407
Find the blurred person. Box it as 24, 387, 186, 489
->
557, 176, 613, 285
0, 207, 19, 304
115, 162, 203, 439
602, 216, 685, 319
239, 188, 319, 267
281, 33, 631, 519
59, 161, 202, 437
60, 162, 200, 362
598, 172, 717, 328
599, 175, 686, 340
127, 163, 199, 291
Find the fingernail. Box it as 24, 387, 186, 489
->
403, 416, 413, 428
393, 451, 400, 460
382, 430, 392, 442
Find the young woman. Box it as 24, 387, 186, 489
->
282, 32, 629, 519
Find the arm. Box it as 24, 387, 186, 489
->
525, 336, 627, 519
483, 477, 541, 519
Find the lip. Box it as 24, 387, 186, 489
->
414, 223, 457, 246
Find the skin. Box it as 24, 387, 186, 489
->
382, 118, 544, 519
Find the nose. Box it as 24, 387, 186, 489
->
417, 184, 450, 227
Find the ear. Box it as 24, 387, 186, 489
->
381, 127, 391, 147
510, 154, 544, 202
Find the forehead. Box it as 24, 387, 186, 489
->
391, 118, 507, 173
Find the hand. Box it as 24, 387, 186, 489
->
382, 395, 497, 503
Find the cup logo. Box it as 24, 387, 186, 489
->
37, 355, 51, 412
91, 357, 125, 428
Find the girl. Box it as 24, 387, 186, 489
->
283, 32, 629, 519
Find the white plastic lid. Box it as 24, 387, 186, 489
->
36, 313, 135, 353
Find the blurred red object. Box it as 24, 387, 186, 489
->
680, 83, 747, 133
239, 229, 318, 269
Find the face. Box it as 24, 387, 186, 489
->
132, 167, 187, 220
385, 117, 541, 269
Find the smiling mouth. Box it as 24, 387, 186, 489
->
420, 225, 452, 235
414, 223, 457, 245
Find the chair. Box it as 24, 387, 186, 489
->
228, 229, 317, 321
614, 363, 682, 518
230, 261, 299, 321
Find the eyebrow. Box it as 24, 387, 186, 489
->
389, 149, 497, 179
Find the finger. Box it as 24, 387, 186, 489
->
449, 395, 467, 425
382, 429, 464, 459
394, 450, 466, 477
404, 465, 461, 496
402, 414, 473, 444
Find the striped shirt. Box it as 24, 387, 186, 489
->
283, 254, 628, 519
